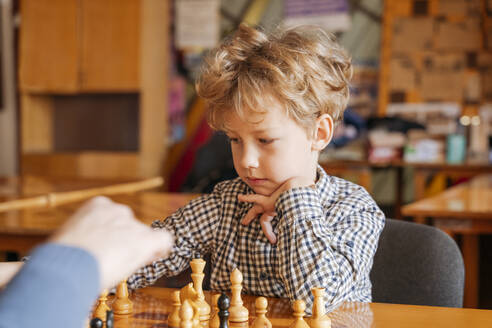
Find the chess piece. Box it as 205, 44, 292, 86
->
181, 282, 198, 303
113, 279, 133, 315
106, 310, 114, 328
209, 294, 221, 328
94, 289, 111, 322
180, 300, 194, 328
169, 290, 182, 328
310, 288, 331, 328
180, 283, 200, 328
89, 317, 103, 328
229, 268, 249, 323
218, 293, 230, 328
191, 258, 211, 321
251, 297, 272, 328
290, 300, 310, 328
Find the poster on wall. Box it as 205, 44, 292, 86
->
175, 0, 220, 49
283, 0, 351, 32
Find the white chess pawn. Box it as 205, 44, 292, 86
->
290, 300, 310, 328
251, 297, 272, 328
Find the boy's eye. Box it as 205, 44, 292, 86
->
228, 137, 240, 144
258, 138, 274, 145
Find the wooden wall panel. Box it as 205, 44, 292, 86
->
20, 94, 54, 153
81, 0, 140, 91
19, 0, 79, 92
21, 152, 138, 178
139, 0, 169, 177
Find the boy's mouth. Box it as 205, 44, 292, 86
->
246, 177, 267, 185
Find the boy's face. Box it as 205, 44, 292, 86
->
224, 100, 319, 196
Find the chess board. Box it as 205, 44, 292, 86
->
98, 287, 373, 328
94, 286, 492, 328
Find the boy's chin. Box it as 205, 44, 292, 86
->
249, 185, 277, 196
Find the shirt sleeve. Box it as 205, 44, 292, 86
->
127, 186, 223, 289
0, 243, 100, 328
275, 186, 385, 313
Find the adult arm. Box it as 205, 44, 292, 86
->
0, 262, 22, 288
0, 196, 173, 328
0, 244, 99, 328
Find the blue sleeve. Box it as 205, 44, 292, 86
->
0, 243, 100, 328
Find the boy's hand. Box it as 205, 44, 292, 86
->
238, 177, 315, 244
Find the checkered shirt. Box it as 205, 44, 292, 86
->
127, 165, 385, 313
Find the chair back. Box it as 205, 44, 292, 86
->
370, 219, 464, 307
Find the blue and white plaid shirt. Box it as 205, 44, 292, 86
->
128, 166, 385, 312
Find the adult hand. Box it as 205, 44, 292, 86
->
0, 262, 22, 287
50, 196, 174, 290
238, 177, 315, 244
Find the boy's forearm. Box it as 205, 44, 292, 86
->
275, 188, 384, 312
128, 191, 221, 289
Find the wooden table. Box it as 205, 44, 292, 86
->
402, 174, 492, 309
101, 287, 492, 328
0, 175, 199, 254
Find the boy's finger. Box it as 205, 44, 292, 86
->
260, 215, 276, 244
241, 205, 263, 225
238, 194, 265, 204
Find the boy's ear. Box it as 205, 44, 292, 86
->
312, 114, 333, 151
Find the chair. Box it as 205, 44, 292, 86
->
370, 218, 465, 307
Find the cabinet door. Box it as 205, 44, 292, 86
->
19, 0, 79, 92
80, 0, 140, 91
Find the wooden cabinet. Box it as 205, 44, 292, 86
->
19, 0, 79, 92
18, 0, 170, 179
19, 0, 140, 93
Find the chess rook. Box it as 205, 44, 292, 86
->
310, 287, 331, 328
191, 258, 211, 321
229, 268, 249, 323
210, 294, 221, 328
169, 290, 182, 328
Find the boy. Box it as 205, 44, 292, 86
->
128, 24, 385, 312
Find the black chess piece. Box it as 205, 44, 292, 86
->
106, 310, 114, 328
89, 317, 103, 328
218, 293, 230, 328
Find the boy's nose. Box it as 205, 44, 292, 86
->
240, 144, 259, 169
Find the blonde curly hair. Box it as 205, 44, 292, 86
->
196, 23, 352, 135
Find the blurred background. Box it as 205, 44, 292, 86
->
0, 0, 491, 309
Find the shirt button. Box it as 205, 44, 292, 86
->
260, 272, 269, 280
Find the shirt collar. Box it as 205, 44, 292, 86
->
315, 164, 337, 205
